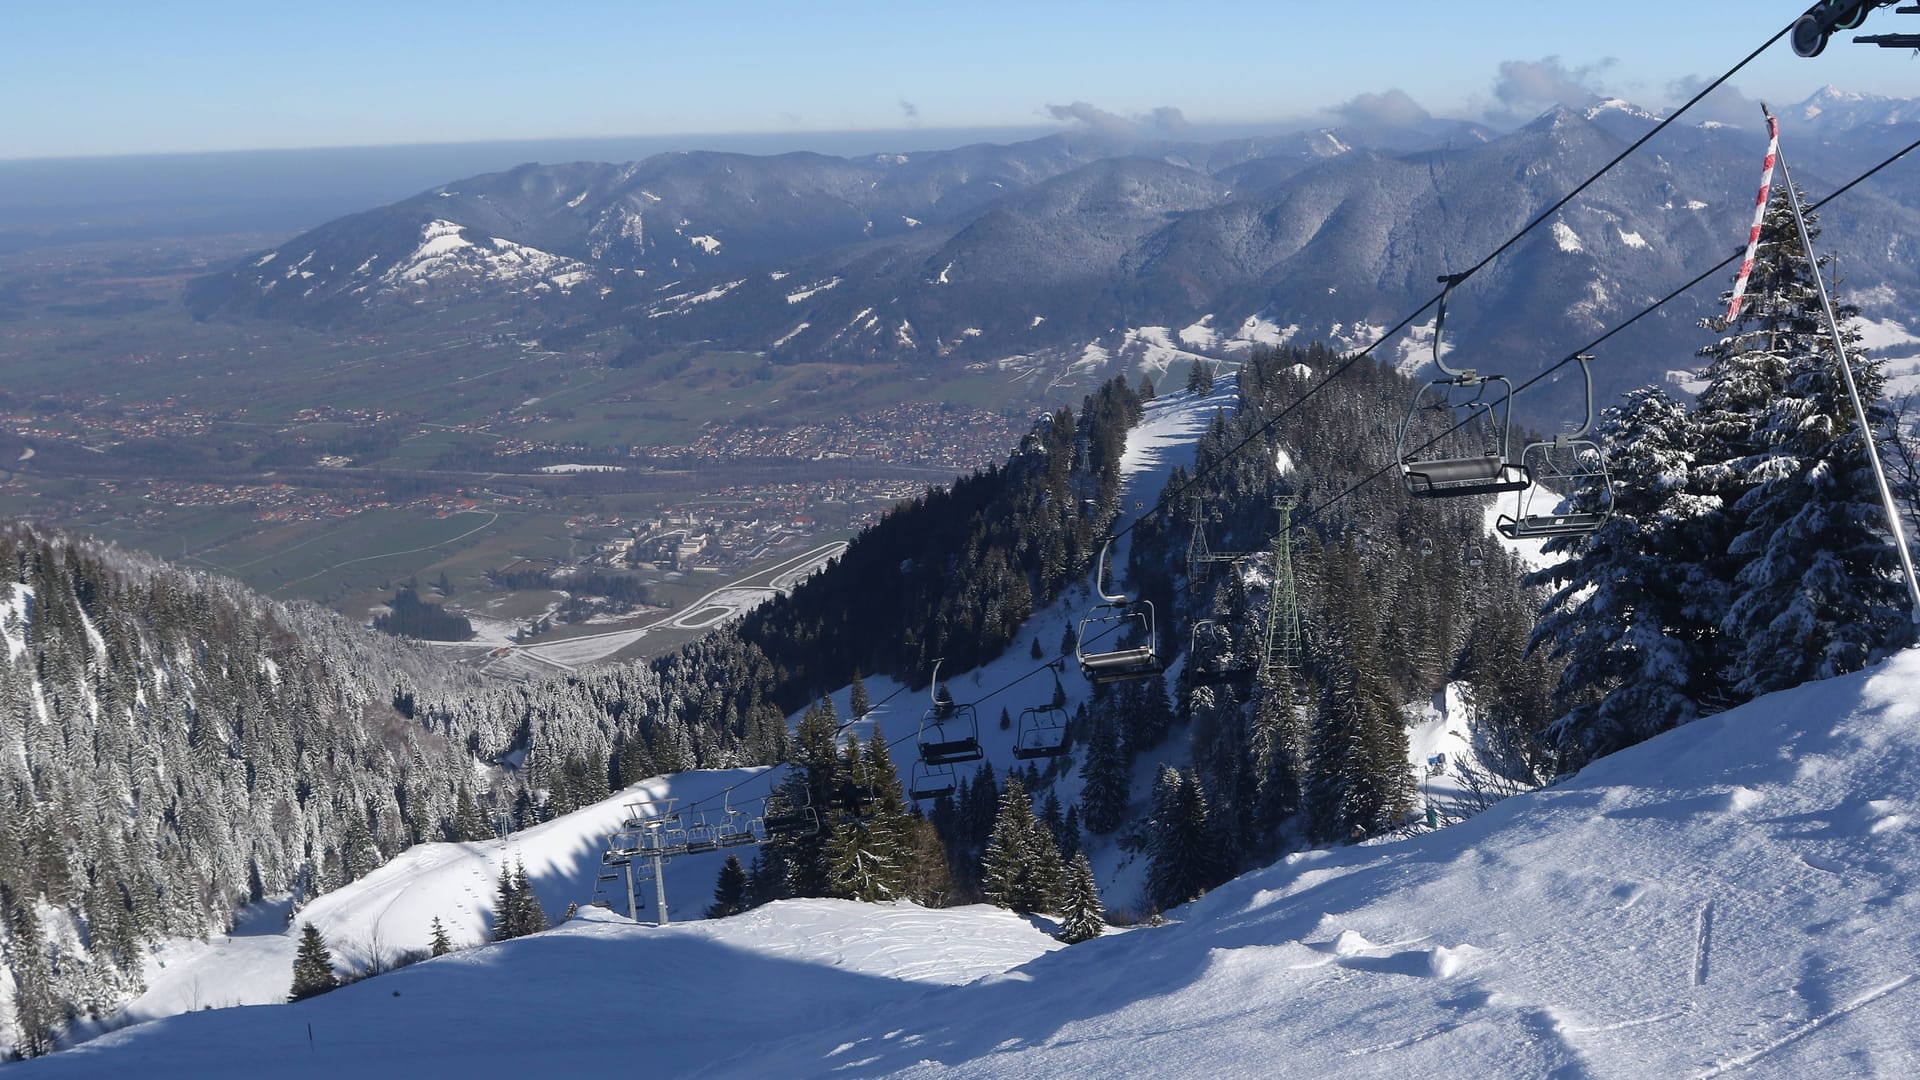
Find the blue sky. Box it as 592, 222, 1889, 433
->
4, 1, 1915, 159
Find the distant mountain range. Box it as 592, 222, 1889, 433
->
186, 87, 1920, 412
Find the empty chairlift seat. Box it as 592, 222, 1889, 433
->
1497, 354, 1614, 540
1013, 704, 1072, 760
1076, 539, 1165, 685
917, 660, 983, 766
1398, 274, 1529, 500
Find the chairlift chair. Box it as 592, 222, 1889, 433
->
909, 759, 959, 801
1013, 703, 1073, 760
1398, 276, 1529, 499
917, 659, 983, 766
1186, 619, 1253, 690
1497, 354, 1614, 540
761, 792, 819, 838
1076, 540, 1165, 685
683, 815, 720, 854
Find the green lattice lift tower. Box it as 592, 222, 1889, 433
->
1259, 496, 1301, 683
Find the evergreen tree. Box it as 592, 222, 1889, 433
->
6, 893, 58, 1056
512, 861, 548, 935
449, 783, 493, 842
491, 862, 546, 940
1694, 187, 1912, 694
1146, 766, 1219, 911
1529, 387, 1725, 763
1056, 853, 1106, 944
492, 866, 519, 940
900, 815, 956, 907
827, 732, 915, 902
288, 922, 339, 1002
1079, 708, 1129, 835
709, 854, 750, 918
429, 916, 452, 957
849, 670, 870, 720
1186, 359, 1215, 396
980, 776, 1063, 913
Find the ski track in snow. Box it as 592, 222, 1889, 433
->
1693, 899, 1714, 986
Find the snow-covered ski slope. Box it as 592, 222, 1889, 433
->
32, 648, 1920, 1077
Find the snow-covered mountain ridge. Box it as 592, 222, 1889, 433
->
29, 646, 1920, 1078
184, 88, 1920, 417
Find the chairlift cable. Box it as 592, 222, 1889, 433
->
1100, 16, 1799, 555
1295, 130, 1920, 528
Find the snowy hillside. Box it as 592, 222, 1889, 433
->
30, 647, 1920, 1077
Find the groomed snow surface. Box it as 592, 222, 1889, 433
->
34, 649, 1920, 1077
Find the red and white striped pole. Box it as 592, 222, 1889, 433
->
1724, 110, 1780, 325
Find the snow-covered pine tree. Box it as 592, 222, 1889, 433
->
1077, 708, 1129, 835
512, 861, 548, 935
849, 670, 869, 720
1529, 387, 1728, 764
1056, 853, 1106, 944
981, 775, 1063, 913
1186, 359, 1215, 396
1693, 192, 1912, 693
429, 916, 452, 956
1249, 666, 1305, 842
1146, 766, 1222, 911
288, 922, 338, 1002
491, 866, 519, 941
709, 854, 750, 918
5, 891, 58, 1056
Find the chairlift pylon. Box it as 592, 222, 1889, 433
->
1398, 275, 1529, 499
1497, 353, 1614, 540
1076, 539, 1165, 684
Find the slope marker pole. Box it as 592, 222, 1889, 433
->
1768, 105, 1920, 627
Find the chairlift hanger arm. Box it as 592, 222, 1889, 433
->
1791, 0, 1909, 54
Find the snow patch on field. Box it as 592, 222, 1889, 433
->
687, 234, 721, 254
1227, 313, 1296, 351
1617, 228, 1648, 249
772, 322, 810, 348
1553, 221, 1584, 252
786, 276, 841, 304
1117, 326, 1218, 382
1178, 314, 1216, 348
1394, 316, 1452, 377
